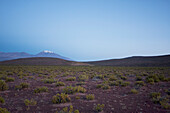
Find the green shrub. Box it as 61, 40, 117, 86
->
96, 84, 103, 88
121, 81, 130, 87
0, 96, 5, 103
34, 87, 48, 93
43, 78, 56, 84
56, 81, 65, 87
15, 83, 29, 90
76, 82, 85, 86
56, 105, 79, 113
94, 75, 104, 80
52, 93, 71, 104
5, 77, 15, 82
120, 76, 127, 80
146, 75, 160, 83
0, 107, 10, 113
63, 86, 86, 94
150, 92, 161, 104
86, 94, 95, 100
109, 81, 119, 86
102, 84, 110, 90
130, 89, 138, 94
66, 77, 76, 81
94, 104, 105, 112
146, 78, 154, 84
24, 99, 37, 106
78, 75, 88, 81
136, 76, 142, 81
135, 81, 145, 86
109, 76, 117, 81
0, 80, 8, 91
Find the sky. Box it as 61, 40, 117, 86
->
0, 0, 170, 61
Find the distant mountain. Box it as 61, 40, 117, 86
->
35, 50, 70, 60
0, 50, 71, 61
0, 57, 89, 66
86, 55, 170, 67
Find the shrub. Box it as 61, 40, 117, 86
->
5, 77, 15, 82
56, 81, 65, 87
146, 75, 160, 83
146, 78, 154, 84
109, 81, 119, 86
56, 105, 79, 113
135, 81, 145, 86
76, 82, 85, 86
94, 104, 105, 112
109, 76, 117, 81
24, 99, 37, 106
86, 94, 95, 100
15, 83, 29, 90
102, 84, 110, 90
150, 92, 161, 104
0, 107, 10, 113
34, 87, 48, 93
0, 96, 5, 104
136, 76, 142, 81
66, 77, 76, 81
0, 80, 8, 91
120, 76, 127, 80
121, 81, 130, 87
63, 86, 86, 94
130, 89, 138, 94
78, 75, 88, 81
94, 75, 104, 80
52, 93, 71, 104
43, 79, 56, 84
96, 84, 103, 88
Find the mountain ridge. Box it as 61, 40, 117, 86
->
0, 51, 70, 61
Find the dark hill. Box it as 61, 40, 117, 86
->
0, 57, 89, 66
86, 55, 170, 67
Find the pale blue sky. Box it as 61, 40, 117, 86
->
0, 0, 170, 61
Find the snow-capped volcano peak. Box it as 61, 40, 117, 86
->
43, 50, 54, 53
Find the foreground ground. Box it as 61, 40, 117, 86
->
0, 66, 170, 113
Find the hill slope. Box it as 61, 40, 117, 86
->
86, 55, 170, 67
0, 57, 89, 66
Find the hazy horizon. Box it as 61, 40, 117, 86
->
1, 0, 170, 61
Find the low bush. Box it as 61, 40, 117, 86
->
34, 87, 48, 93
109, 81, 119, 86
52, 93, 71, 104
135, 81, 145, 86
136, 76, 142, 81
5, 77, 15, 82
0, 80, 8, 91
120, 76, 127, 80
56, 81, 65, 87
66, 77, 76, 81
109, 76, 117, 81
15, 83, 29, 90
56, 105, 79, 113
120, 81, 130, 87
63, 86, 86, 94
94, 104, 105, 112
0, 96, 5, 103
43, 79, 57, 84
150, 92, 161, 104
86, 94, 95, 100
0, 107, 10, 113
78, 75, 88, 81
146, 75, 160, 83
24, 99, 37, 106
130, 89, 138, 94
